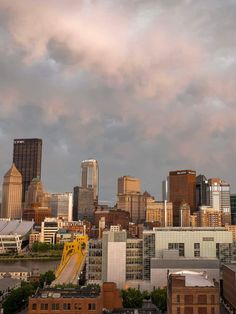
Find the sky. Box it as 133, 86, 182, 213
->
0, 0, 236, 204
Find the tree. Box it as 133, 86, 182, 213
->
39, 270, 55, 287
150, 287, 167, 313
2, 282, 35, 314
121, 288, 144, 308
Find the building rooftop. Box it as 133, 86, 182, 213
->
32, 287, 101, 299
0, 277, 21, 291
224, 264, 236, 272
0, 220, 34, 236
170, 270, 215, 287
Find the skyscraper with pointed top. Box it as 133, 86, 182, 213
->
13, 138, 42, 202
1, 163, 22, 219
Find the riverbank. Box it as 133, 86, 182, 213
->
0, 255, 61, 261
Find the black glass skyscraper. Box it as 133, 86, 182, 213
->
13, 138, 42, 202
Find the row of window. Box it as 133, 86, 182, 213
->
176, 294, 216, 304
176, 307, 216, 314
32, 303, 96, 311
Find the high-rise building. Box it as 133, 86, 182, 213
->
196, 174, 208, 207
193, 206, 223, 227
230, 194, 236, 225
25, 177, 50, 208
1, 164, 22, 219
81, 159, 99, 203
207, 178, 231, 224
117, 176, 146, 223
50, 193, 73, 222
73, 186, 95, 222
145, 198, 173, 227
13, 138, 42, 202
169, 170, 196, 226
162, 178, 169, 201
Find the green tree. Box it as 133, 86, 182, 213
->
2, 282, 35, 314
150, 287, 167, 313
121, 288, 144, 308
39, 270, 55, 287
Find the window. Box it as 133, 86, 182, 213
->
198, 295, 207, 304
63, 303, 71, 310
184, 307, 193, 314
211, 295, 215, 304
184, 295, 193, 305
198, 307, 207, 314
176, 295, 180, 303
40, 303, 48, 310
177, 307, 180, 314
52, 303, 59, 310
194, 243, 200, 257
88, 303, 96, 310
75, 303, 82, 310
32, 304, 37, 310
168, 243, 185, 256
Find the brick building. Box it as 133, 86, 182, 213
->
167, 270, 220, 314
28, 282, 122, 314
222, 264, 236, 310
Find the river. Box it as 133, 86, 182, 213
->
0, 259, 60, 273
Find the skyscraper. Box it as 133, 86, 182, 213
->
1, 164, 22, 219
207, 178, 231, 224
196, 174, 208, 207
169, 170, 196, 226
117, 176, 146, 223
81, 159, 99, 203
13, 138, 42, 202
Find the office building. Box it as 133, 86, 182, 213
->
94, 209, 130, 230
117, 176, 146, 223
73, 186, 95, 222
179, 201, 191, 227
169, 170, 196, 226
50, 192, 72, 222
196, 174, 208, 207
146, 199, 173, 227
13, 138, 42, 202
40, 218, 60, 244
1, 164, 22, 219
23, 205, 52, 225
81, 159, 99, 203
25, 177, 50, 208
162, 178, 169, 201
167, 271, 220, 314
230, 194, 236, 225
118, 176, 141, 194
222, 264, 236, 310
207, 178, 231, 224
143, 227, 232, 280
193, 206, 223, 227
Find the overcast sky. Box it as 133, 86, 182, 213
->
0, 0, 236, 204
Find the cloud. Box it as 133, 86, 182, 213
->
0, 0, 236, 200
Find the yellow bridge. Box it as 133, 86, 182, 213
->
52, 235, 88, 286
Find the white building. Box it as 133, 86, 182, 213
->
40, 218, 59, 244
207, 178, 231, 224
50, 192, 73, 222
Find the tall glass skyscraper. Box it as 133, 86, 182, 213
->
81, 159, 99, 203
13, 138, 42, 202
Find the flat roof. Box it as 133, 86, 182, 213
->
0, 220, 34, 236
151, 258, 219, 269
170, 270, 215, 287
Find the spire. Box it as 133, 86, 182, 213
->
4, 163, 22, 178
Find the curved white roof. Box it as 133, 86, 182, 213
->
0, 220, 34, 236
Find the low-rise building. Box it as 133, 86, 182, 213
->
28, 282, 122, 314
167, 270, 220, 314
222, 264, 236, 310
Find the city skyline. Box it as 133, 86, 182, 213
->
0, 1, 236, 202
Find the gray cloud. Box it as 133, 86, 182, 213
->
0, 0, 236, 202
